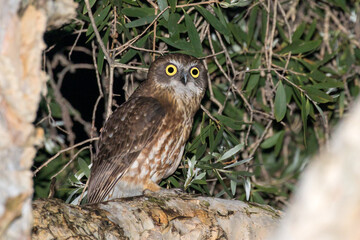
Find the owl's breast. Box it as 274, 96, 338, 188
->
146, 112, 193, 182
120, 110, 192, 183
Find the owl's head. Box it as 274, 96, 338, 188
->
147, 54, 208, 103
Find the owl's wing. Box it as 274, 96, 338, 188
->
87, 96, 166, 203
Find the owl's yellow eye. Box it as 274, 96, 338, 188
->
165, 64, 177, 76
190, 67, 200, 78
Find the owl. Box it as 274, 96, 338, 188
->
87, 53, 208, 203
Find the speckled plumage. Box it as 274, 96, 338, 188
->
87, 54, 208, 203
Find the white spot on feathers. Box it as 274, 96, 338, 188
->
131, 160, 139, 169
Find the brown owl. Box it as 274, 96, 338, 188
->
87, 53, 208, 203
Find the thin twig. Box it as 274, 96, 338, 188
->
106, 66, 115, 119
201, 45, 223, 111
249, 120, 273, 157
113, 62, 149, 71
50, 146, 91, 179
113, 6, 170, 57
146, 0, 158, 60
91, 41, 104, 139
128, 45, 168, 54
201, 105, 218, 123
69, 22, 84, 59
47, 61, 76, 156
200, 50, 225, 59
215, 31, 236, 80
33, 137, 99, 176
177, 0, 218, 8
84, 0, 113, 64
78, 175, 90, 205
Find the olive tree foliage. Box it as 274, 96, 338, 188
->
33, 0, 360, 208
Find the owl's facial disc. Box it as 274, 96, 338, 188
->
165, 62, 190, 85
148, 54, 208, 101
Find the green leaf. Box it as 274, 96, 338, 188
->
244, 177, 251, 201
228, 22, 246, 45
339, 92, 345, 117
211, 126, 224, 152
252, 191, 265, 204
214, 170, 233, 198
246, 73, 260, 92
355, 48, 360, 61
261, 9, 267, 43
283, 149, 301, 176
302, 86, 333, 103
231, 180, 237, 196
94, 5, 111, 27
261, 131, 285, 149
49, 102, 62, 118
187, 125, 211, 152
213, 6, 231, 43
157, 0, 169, 21
315, 52, 337, 69
96, 27, 110, 74
86, 5, 111, 37
168, 0, 177, 12
125, 15, 157, 28
192, 178, 207, 185
276, 23, 289, 43
196, 143, 207, 160
168, 13, 179, 38
308, 70, 327, 82
301, 95, 308, 145
274, 130, 285, 156
285, 84, 293, 103
119, 33, 149, 64
223, 157, 252, 169
83, 0, 96, 14
292, 22, 306, 41
195, 6, 231, 36
78, 158, 90, 178
305, 20, 317, 41
245, 55, 261, 92
247, 6, 258, 47
159, 37, 190, 51
274, 81, 287, 122
217, 144, 244, 162
168, 176, 180, 188
215, 114, 244, 130
228, 171, 254, 178
331, 0, 348, 12
279, 40, 322, 54
313, 102, 326, 124
184, 12, 203, 56
219, 0, 252, 7
208, 124, 215, 153
312, 81, 344, 89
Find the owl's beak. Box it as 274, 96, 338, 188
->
180, 72, 188, 85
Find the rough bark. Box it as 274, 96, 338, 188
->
32, 193, 281, 240
0, 1, 76, 239
268, 98, 360, 240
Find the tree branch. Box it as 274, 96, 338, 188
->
32, 194, 280, 239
